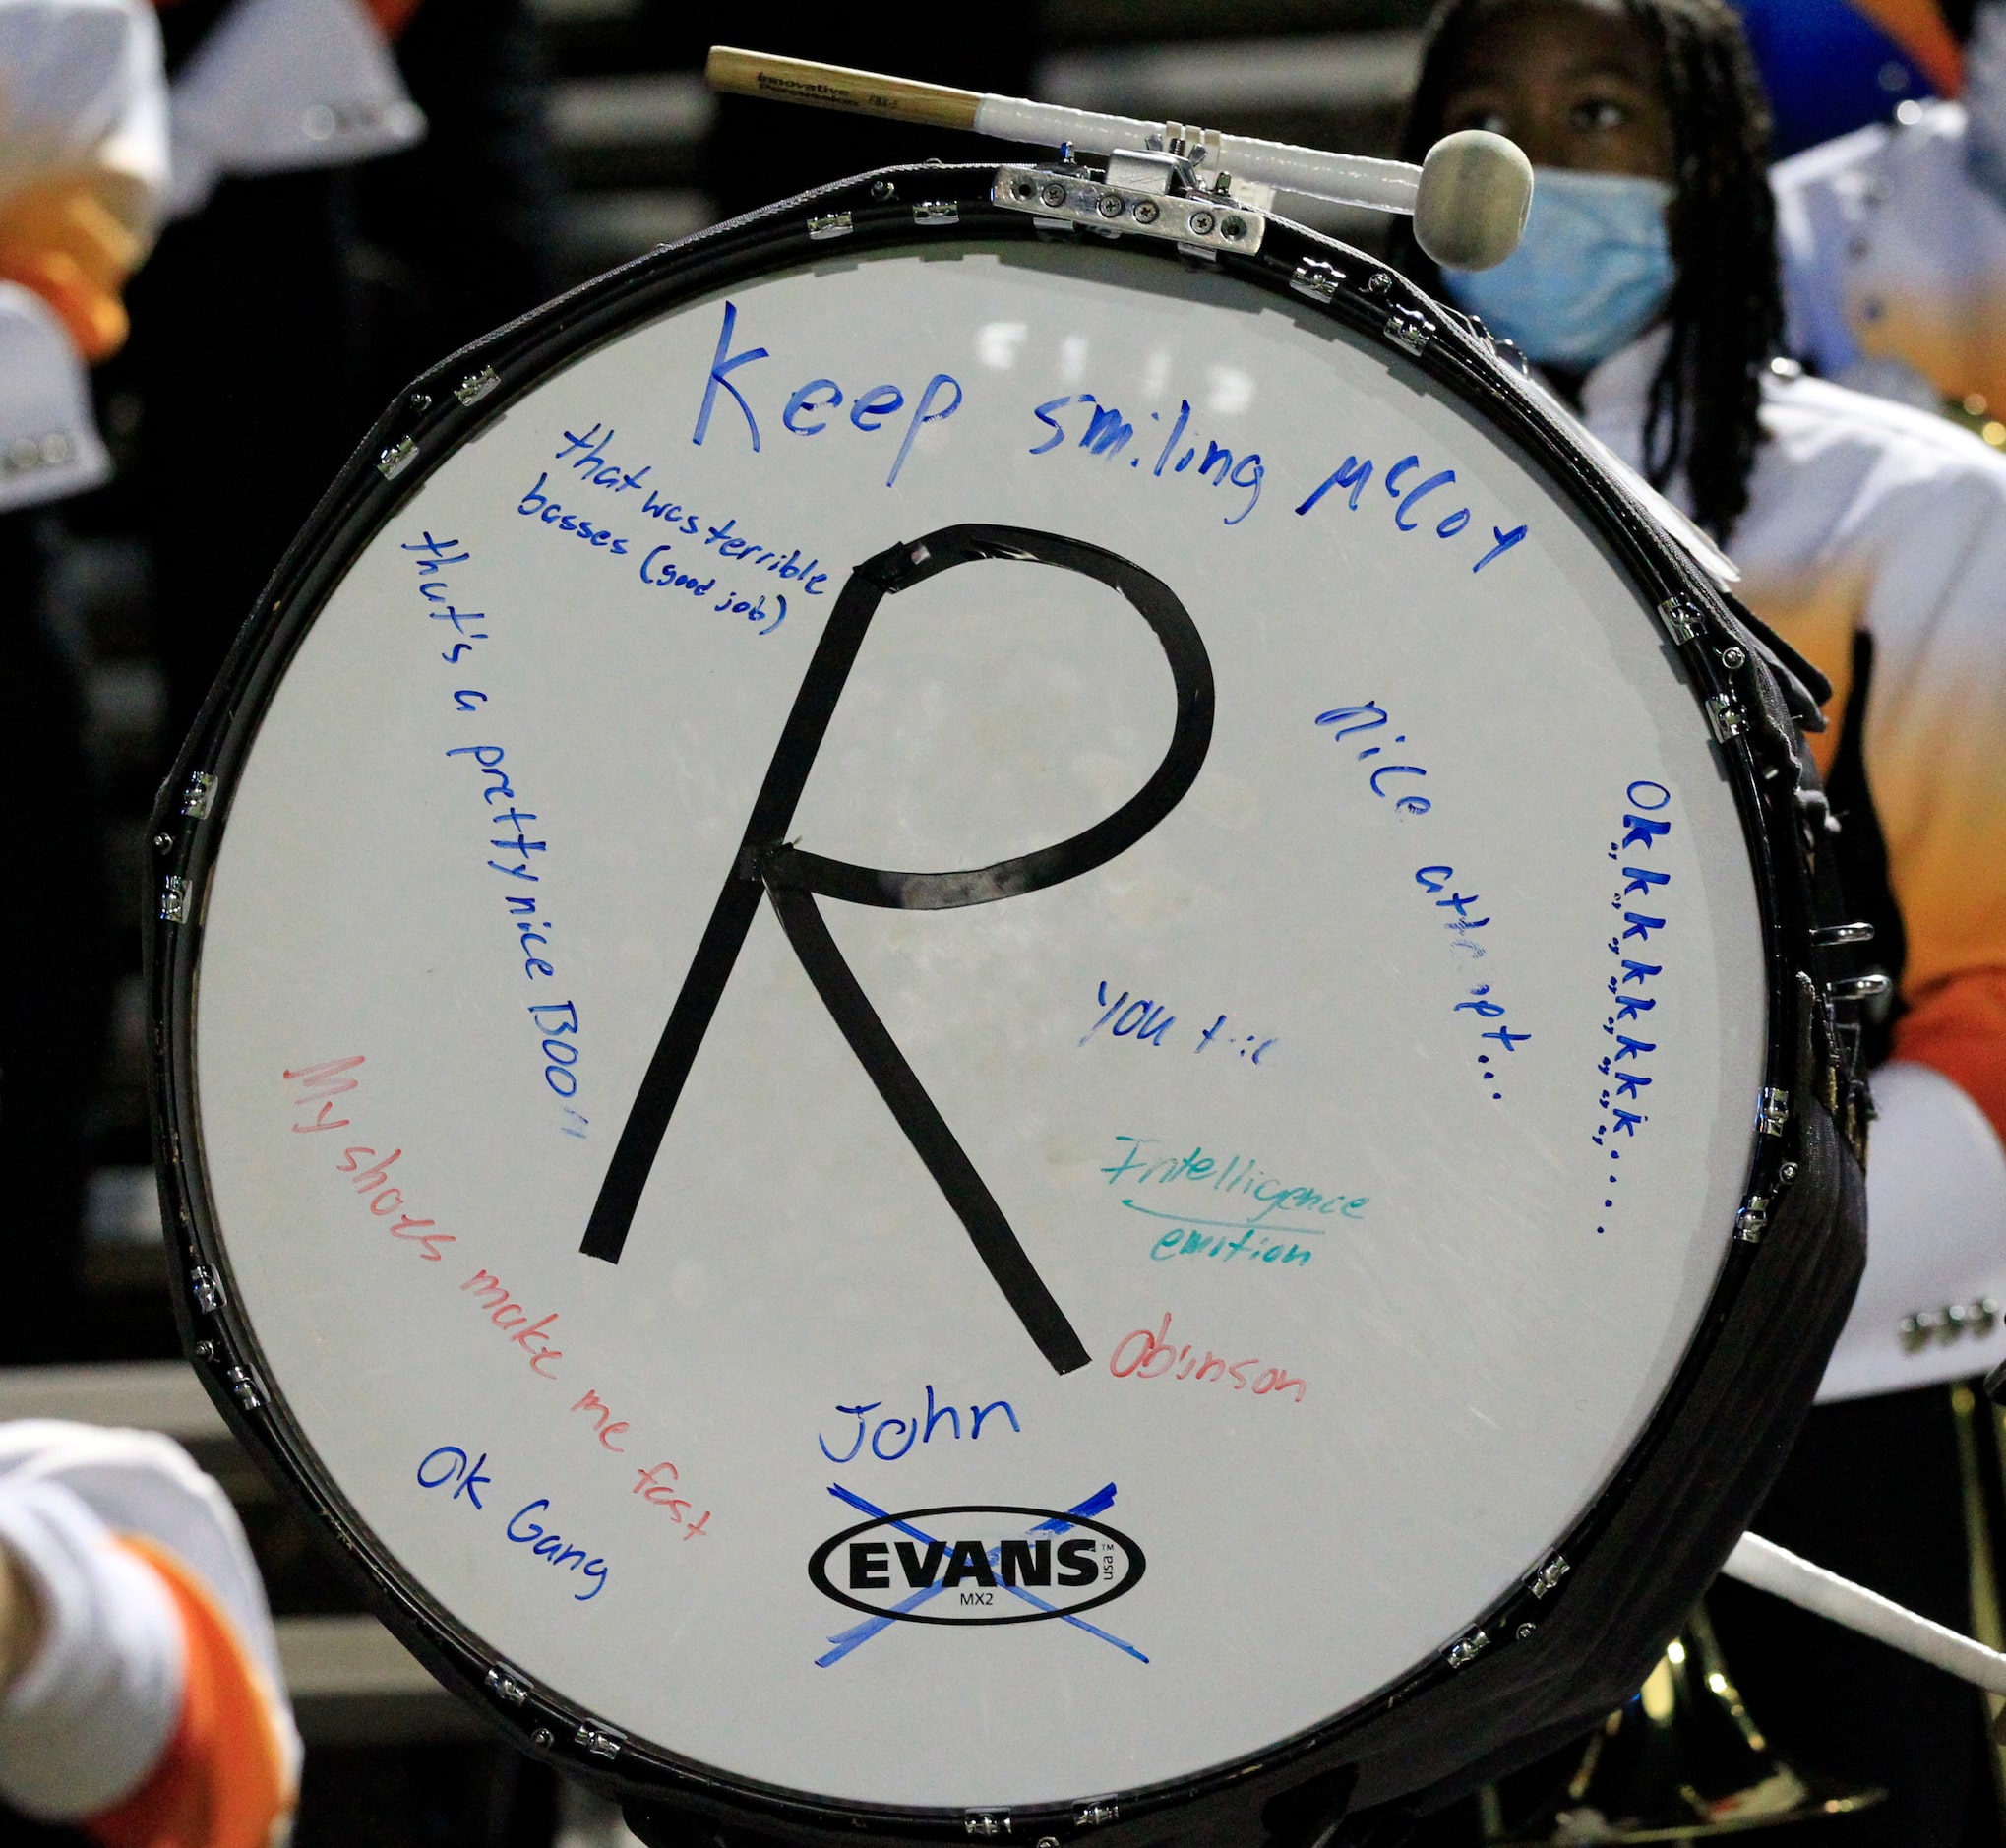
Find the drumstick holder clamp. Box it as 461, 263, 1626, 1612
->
993, 140, 1270, 260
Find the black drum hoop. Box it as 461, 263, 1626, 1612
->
146, 160, 1864, 1847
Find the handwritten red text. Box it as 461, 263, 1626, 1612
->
279, 1059, 714, 1531
333, 1144, 456, 1260
632, 1460, 712, 1540
571, 1389, 630, 1450
286, 1056, 364, 1134
1109, 1312, 1307, 1401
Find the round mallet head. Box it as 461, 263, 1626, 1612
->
1413, 130, 1534, 272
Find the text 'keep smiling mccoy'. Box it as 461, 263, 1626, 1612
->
515, 300, 1535, 576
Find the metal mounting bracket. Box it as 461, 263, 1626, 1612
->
993, 160, 1266, 255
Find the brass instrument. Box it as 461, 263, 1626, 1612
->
1488, 1606, 1882, 1843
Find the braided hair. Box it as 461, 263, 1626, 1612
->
1391, 0, 1782, 542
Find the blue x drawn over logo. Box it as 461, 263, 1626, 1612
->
814, 1481, 1149, 1666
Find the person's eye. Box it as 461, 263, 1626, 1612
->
1571, 97, 1631, 133
1448, 106, 1512, 135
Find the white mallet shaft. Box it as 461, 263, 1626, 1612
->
705, 45, 1423, 214
1724, 1531, 2006, 1695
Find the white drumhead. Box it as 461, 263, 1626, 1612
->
189, 241, 1765, 1808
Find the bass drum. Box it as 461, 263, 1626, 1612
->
150, 163, 1864, 1843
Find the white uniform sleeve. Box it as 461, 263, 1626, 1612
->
1772, 124, 1883, 385
0, 1475, 185, 1820
0, 0, 168, 235
0, 0, 168, 504
0, 278, 109, 507
0, 1421, 301, 1799
0, 1422, 289, 1708
1771, 100, 2006, 409
1819, 1062, 2006, 1400
166, 0, 425, 219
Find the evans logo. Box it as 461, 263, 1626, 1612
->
808, 1504, 1146, 1626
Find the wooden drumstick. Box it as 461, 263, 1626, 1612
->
704, 46, 1533, 270
705, 46, 984, 133
1724, 1532, 2006, 1701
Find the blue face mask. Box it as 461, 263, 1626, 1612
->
1440, 167, 1675, 369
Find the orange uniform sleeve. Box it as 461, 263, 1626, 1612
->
85, 1538, 292, 1848
1893, 967, 2006, 1155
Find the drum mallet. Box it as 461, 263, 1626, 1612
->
1725, 1532, 2006, 1726
704, 46, 1534, 273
